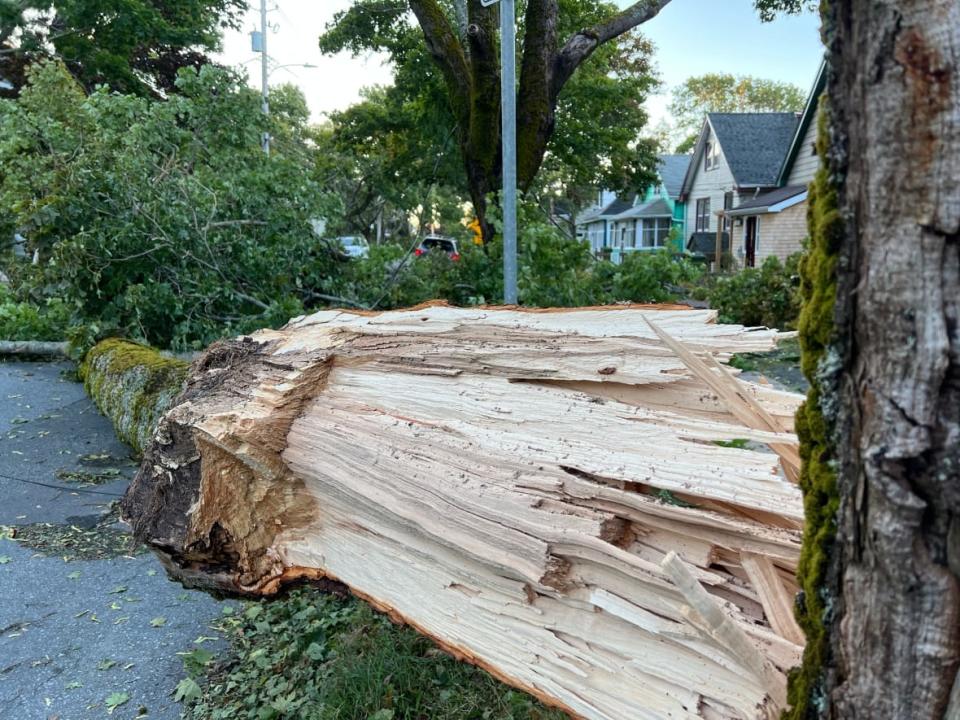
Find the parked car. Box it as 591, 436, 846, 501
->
336, 235, 369, 258
415, 235, 460, 261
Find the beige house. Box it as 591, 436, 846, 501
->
679, 62, 825, 267
727, 62, 826, 265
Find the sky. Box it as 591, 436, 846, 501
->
216, 0, 824, 126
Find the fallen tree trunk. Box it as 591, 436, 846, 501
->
80, 339, 189, 455
123, 304, 806, 720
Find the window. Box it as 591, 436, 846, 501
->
587, 225, 603, 250
695, 198, 711, 232
641, 218, 671, 248
704, 138, 720, 171
723, 191, 734, 232
811, 142, 817, 156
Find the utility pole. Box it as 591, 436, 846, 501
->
482, 0, 518, 305
259, 0, 270, 155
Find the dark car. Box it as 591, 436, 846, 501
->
415, 235, 460, 261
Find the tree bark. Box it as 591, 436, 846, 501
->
796, 1, 960, 717
124, 304, 809, 720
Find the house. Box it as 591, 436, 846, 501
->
576, 154, 691, 260
726, 62, 826, 264
679, 112, 799, 267
679, 63, 825, 268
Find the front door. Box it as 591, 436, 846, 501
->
745, 217, 758, 268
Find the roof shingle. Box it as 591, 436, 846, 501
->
708, 113, 800, 187
657, 155, 691, 199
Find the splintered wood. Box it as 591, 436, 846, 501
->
123, 304, 806, 720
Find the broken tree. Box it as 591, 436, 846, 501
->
124, 304, 806, 720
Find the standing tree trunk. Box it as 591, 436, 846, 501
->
789, 1, 960, 717
408, 0, 672, 243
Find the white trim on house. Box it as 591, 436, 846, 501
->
727, 190, 808, 217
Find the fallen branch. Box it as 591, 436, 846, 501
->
0, 340, 69, 357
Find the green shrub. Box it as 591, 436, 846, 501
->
708, 253, 802, 329
0, 285, 72, 341
342, 210, 703, 311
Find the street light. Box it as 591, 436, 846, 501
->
480, 0, 518, 305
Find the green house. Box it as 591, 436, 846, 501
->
576, 155, 691, 259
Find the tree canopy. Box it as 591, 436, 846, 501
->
320, 0, 668, 238
0, 0, 245, 97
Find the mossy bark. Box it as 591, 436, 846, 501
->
784, 98, 843, 720
788, 1, 960, 717
79, 338, 189, 456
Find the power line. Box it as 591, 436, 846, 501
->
0, 470, 126, 498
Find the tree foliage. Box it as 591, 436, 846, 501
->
668, 73, 807, 152
0, 0, 245, 96
0, 61, 341, 349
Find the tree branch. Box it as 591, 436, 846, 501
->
553, 0, 672, 96
517, 0, 558, 188
409, 0, 471, 119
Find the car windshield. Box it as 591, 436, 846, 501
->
422, 238, 455, 252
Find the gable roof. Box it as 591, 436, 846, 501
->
600, 194, 636, 216
657, 155, 691, 199
577, 205, 605, 225
680, 113, 799, 198
708, 113, 799, 187
777, 60, 827, 185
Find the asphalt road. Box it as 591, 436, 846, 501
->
0, 360, 230, 720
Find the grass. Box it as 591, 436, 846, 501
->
728, 337, 806, 393
182, 585, 569, 720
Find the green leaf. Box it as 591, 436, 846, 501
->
107, 585, 127, 594
177, 647, 214, 676
150, 616, 166, 627
105, 691, 130, 714
173, 676, 202, 703
368, 710, 394, 720
97, 658, 117, 671
305, 642, 326, 661
67, 570, 81, 579
0, 555, 11, 564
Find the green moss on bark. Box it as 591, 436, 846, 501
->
784, 101, 845, 719
79, 338, 189, 455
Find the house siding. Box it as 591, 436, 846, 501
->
786, 118, 819, 186
754, 202, 808, 263
683, 123, 740, 238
